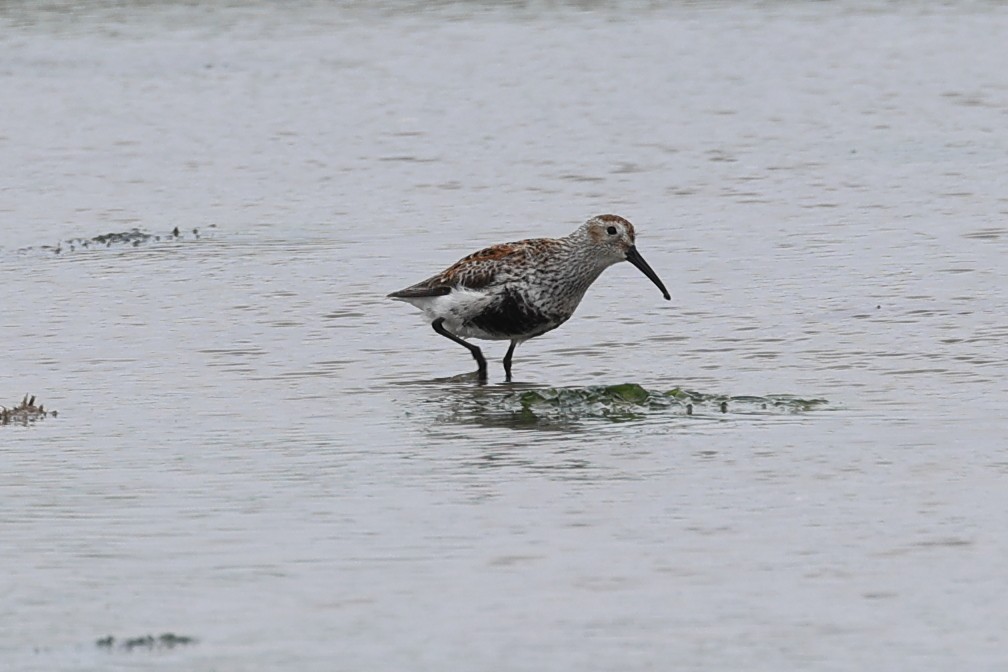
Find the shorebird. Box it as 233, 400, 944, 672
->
388, 214, 670, 381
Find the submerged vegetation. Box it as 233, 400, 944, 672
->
13, 225, 211, 256
1, 395, 56, 426
96, 633, 197, 651
438, 383, 828, 429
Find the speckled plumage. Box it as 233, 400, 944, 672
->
388, 214, 670, 380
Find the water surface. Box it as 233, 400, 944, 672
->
2, 2, 1007, 670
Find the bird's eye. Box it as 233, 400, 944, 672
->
606, 226, 617, 235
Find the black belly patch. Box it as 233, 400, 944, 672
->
467, 288, 554, 337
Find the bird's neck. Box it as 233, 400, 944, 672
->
549, 233, 618, 303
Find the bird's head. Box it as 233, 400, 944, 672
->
582, 214, 670, 300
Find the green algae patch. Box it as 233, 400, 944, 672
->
605, 383, 650, 403
510, 384, 659, 424
766, 395, 829, 412
440, 383, 829, 429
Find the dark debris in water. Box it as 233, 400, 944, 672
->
440, 383, 828, 428
1, 394, 56, 426
96, 633, 197, 651
18, 225, 214, 255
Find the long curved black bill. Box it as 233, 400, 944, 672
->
625, 245, 671, 300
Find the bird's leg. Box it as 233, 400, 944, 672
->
432, 318, 487, 380
503, 340, 518, 382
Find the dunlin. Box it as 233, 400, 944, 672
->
388, 214, 670, 381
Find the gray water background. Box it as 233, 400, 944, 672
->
2, 1, 1007, 670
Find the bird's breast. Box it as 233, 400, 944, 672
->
464, 286, 565, 339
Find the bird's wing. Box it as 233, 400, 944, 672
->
385, 282, 451, 299
388, 240, 535, 298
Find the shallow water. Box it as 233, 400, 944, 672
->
2, 1, 1008, 670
